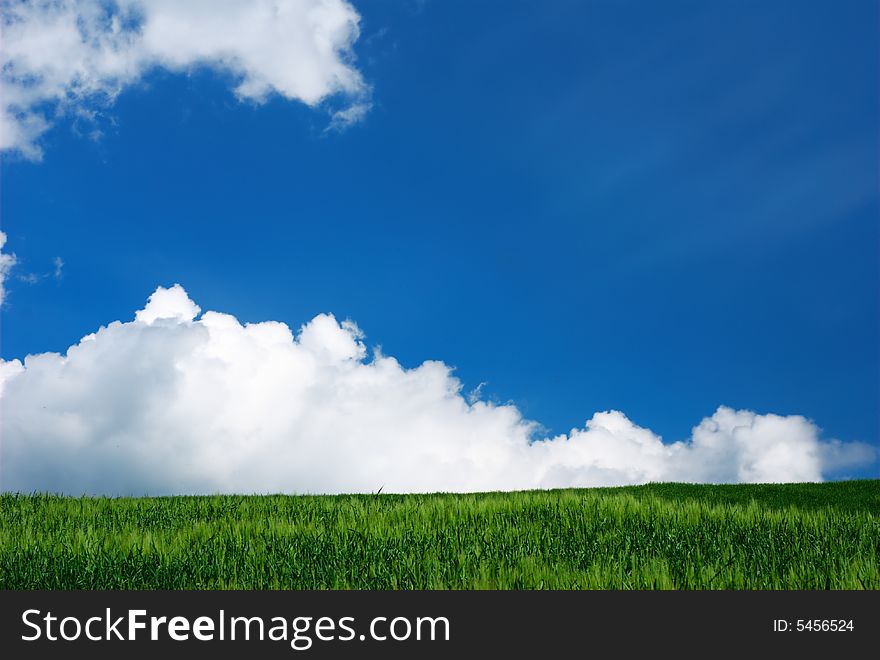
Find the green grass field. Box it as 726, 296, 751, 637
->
1, 481, 877, 589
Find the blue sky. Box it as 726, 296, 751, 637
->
1, 0, 877, 489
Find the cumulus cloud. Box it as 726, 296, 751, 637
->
1, 0, 368, 159
0, 232, 17, 306
0, 284, 875, 495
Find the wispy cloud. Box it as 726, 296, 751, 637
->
4, 241, 65, 289
328, 101, 373, 132
15, 272, 40, 285
0, 233, 17, 307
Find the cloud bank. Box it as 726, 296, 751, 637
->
0, 285, 874, 495
1, 0, 368, 159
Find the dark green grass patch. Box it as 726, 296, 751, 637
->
614, 480, 880, 514
1, 481, 877, 589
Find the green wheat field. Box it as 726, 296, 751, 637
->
1, 481, 877, 589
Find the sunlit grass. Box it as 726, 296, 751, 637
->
1, 481, 877, 589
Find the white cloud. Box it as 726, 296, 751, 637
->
0, 284, 874, 495
134, 283, 201, 324
1, 0, 369, 159
0, 232, 17, 306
